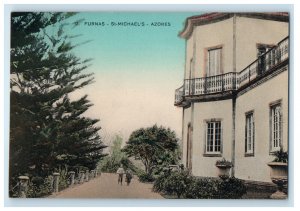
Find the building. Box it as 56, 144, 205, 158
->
174, 13, 289, 183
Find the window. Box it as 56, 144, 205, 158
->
270, 103, 282, 152
257, 44, 274, 75
245, 112, 254, 155
207, 47, 222, 76
205, 121, 222, 154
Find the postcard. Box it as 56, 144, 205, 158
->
9, 11, 289, 200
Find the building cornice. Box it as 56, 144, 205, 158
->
179, 12, 289, 39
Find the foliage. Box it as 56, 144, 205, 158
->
272, 147, 288, 163
215, 158, 233, 167
58, 170, 69, 191
151, 148, 181, 177
153, 171, 172, 193
10, 12, 107, 195
123, 125, 179, 175
27, 176, 53, 198
100, 135, 128, 173
138, 172, 155, 183
185, 177, 219, 199
153, 170, 192, 198
216, 177, 247, 199
153, 170, 247, 199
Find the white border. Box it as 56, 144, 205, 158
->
1, 2, 299, 209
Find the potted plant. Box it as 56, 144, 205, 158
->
267, 147, 288, 199
215, 158, 233, 179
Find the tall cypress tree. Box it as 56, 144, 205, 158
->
10, 12, 106, 181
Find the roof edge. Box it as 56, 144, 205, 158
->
179, 12, 289, 39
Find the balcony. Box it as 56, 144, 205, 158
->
175, 36, 289, 106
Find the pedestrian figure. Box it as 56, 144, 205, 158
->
116, 165, 125, 185
125, 169, 133, 186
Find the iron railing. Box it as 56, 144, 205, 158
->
174, 36, 289, 105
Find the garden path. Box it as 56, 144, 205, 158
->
50, 173, 163, 199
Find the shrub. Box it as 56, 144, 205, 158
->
153, 171, 192, 198
185, 178, 219, 199
216, 177, 247, 199
153, 171, 247, 199
27, 176, 53, 198
58, 171, 69, 191
153, 171, 172, 193
272, 147, 288, 163
138, 172, 155, 183
215, 158, 233, 167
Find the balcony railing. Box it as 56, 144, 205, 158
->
175, 36, 289, 105
175, 85, 184, 103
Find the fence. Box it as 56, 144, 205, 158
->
10, 168, 101, 198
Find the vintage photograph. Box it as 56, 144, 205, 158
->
9, 12, 289, 199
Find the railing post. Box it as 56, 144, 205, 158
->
69, 171, 75, 186
18, 176, 29, 198
79, 171, 85, 183
222, 74, 225, 92
90, 170, 94, 179
183, 80, 186, 97
85, 170, 89, 182
53, 172, 60, 193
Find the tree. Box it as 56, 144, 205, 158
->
123, 125, 179, 175
10, 12, 106, 182
100, 134, 125, 172
100, 134, 138, 173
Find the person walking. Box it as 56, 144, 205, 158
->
116, 165, 125, 185
125, 169, 133, 186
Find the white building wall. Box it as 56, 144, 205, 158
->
191, 99, 233, 177
184, 36, 194, 79
235, 68, 288, 182
235, 17, 289, 72
180, 14, 289, 182
182, 107, 192, 167
193, 18, 234, 77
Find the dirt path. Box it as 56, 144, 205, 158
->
50, 173, 164, 199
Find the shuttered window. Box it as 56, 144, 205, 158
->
207, 48, 222, 76
245, 112, 255, 155
270, 104, 282, 152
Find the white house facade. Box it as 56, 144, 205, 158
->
174, 13, 289, 183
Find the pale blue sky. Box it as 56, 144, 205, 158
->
71, 12, 198, 73
63, 12, 201, 143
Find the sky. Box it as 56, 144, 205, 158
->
61, 12, 200, 144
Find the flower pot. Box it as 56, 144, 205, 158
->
216, 164, 231, 178
267, 162, 288, 199
267, 162, 288, 177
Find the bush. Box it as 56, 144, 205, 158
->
27, 176, 53, 198
154, 170, 192, 198
153, 170, 247, 199
153, 171, 171, 193
216, 177, 247, 199
185, 178, 219, 199
138, 172, 155, 183
58, 171, 69, 191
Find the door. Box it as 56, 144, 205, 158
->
257, 47, 266, 75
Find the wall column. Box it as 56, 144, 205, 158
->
18, 176, 29, 198
231, 97, 236, 177
53, 172, 60, 193
69, 171, 75, 186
